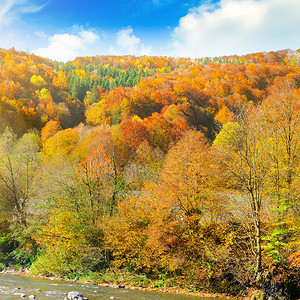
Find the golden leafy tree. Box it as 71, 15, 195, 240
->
142, 131, 226, 275
213, 109, 272, 282
261, 78, 300, 205
259, 78, 300, 265
53, 70, 68, 89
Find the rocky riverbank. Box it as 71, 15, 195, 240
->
3, 266, 297, 300
0, 268, 232, 299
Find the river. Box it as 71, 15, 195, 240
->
0, 273, 223, 300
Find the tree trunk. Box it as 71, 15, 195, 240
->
255, 216, 262, 282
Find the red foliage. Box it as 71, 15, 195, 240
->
120, 118, 149, 150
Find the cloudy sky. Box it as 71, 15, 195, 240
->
0, 0, 299, 61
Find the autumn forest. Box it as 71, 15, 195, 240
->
0, 48, 300, 299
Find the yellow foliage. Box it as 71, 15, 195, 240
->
43, 128, 87, 160
74, 69, 87, 78
37, 208, 85, 255
85, 100, 112, 125
213, 121, 243, 152
104, 193, 156, 271
38, 88, 52, 100
131, 115, 143, 123
53, 70, 68, 89
30, 75, 46, 86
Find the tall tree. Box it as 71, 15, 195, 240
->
260, 78, 300, 263
213, 110, 272, 282
262, 78, 300, 206
0, 128, 40, 226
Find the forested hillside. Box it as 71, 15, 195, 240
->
0, 48, 300, 299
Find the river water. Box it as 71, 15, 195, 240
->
0, 273, 222, 300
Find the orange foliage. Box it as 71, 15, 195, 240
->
120, 117, 149, 150
215, 106, 234, 124
288, 251, 300, 268
41, 120, 62, 141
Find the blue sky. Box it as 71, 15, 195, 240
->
0, 0, 299, 61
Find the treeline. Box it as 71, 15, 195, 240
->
0, 48, 300, 298
1, 48, 300, 136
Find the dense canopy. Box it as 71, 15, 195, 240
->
0, 48, 300, 299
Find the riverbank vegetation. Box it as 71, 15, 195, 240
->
0, 48, 300, 299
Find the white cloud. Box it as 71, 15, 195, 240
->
117, 28, 140, 51
172, 0, 300, 58
79, 30, 99, 43
33, 29, 100, 62
0, 0, 45, 27
113, 27, 152, 56
32, 26, 153, 61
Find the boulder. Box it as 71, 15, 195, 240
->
67, 291, 83, 300
14, 293, 26, 297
